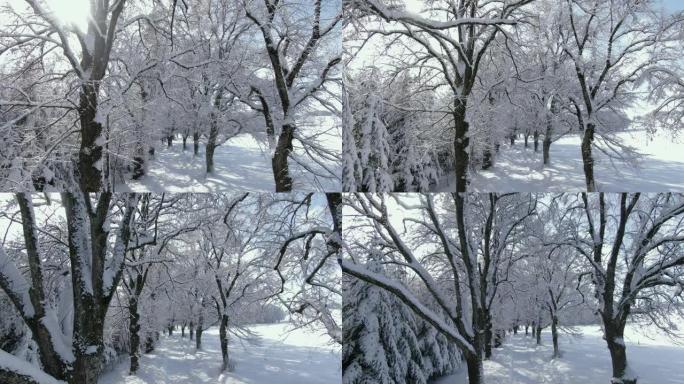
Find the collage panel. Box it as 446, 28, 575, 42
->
0, 0, 342, 193
2, 0, 684, 383
0, 192, 341, 383
341, 192, 684, 384
342, 0, 684, 192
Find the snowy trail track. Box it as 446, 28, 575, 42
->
447, 131, 684, 192
433, 325, 684, 384
116, 134, 275, 192
99, 323, 341, 384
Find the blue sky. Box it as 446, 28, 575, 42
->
661, 0, 683, 12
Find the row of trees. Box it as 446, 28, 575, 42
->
343, 0, 684, 191
0, 0, 341, 192
340, 193, 684, 384
0, 192, 342, 383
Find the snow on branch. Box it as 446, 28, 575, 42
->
103, 194, 140, 296
0, 349, 64, 384
365, 0, 517, 29
341, 259, 476, 355
0, 247, 35, 318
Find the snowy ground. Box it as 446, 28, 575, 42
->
433, 323, 684, 384
98, 323, 340, 384
114, 135, 275, 192
114, 131, 341, 192
436, 130, 684, 192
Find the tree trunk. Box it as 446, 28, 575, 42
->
129, 296, 141, 374
182, 135, 188, 151
206, 138, 216, 174
542, 136, 552, 166
453, 99, 470, 192
166, 136, 173, 148
484, 325, 493, 359
605, 322, 636, 384
551, 315, 560, 358
465, 352, 485, 384
581, 122, 597, 191
70, 318, 104, 384
189, 322, 194, 341
195, 311, 203, 350
181, 324, 186, 338
78, 83, 104, 191
219, 314, 230, 371
493, 329, 504, 348
206, 93, 222, 174
525, 324, 529, 336
272, 123, 295, 191
533, 131, 539, 152
482, 148, 493, 170
132, 155, 145, 180
536, 324, 542, 345
144, 333, 155, 353
193, 132, 200, 156
195, 327, 203, 350
543, 96, 558, 166
509, 135, 515, 146
524, 133, 529, 147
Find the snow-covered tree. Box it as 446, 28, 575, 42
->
554, 193, 684, 384
341, 193, 536, 384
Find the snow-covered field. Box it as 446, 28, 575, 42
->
114, 132, 341, 192
433, 323, 684, 384
98, 323, 340, 384
115, 135, 275, 192
439, 130, 684, 192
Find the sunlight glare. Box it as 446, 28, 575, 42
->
49, 0, 91, 32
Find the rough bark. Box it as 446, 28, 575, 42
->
13, 195, 69, 380
482, 148, 493, 170
128, 296, 141, 375
195, 327, 202, 350
581, 122, 596, 191
604, 319, 635, 384
465, 352, 485, 384
206, 93, 221, 174
78, 83, 104, 191
193, 132, 200, 156
272, 123, 295, 191
219, 314, 230, 371
195, 310, 203, 350
493, 330, 504, 348
551, 315, 560, 358
543, 95, 558, 166
453, 99, 470, 192
536, 323, 542, 345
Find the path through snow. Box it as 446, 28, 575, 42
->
98, 323, 341, 384
115, 134, 275, 192
432, 324, 684, 384
436, 130, 684, 192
